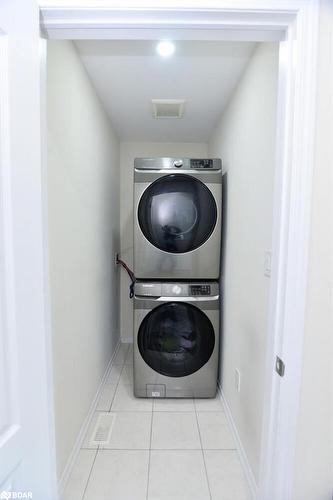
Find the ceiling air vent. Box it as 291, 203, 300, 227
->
152, 99, 185, 119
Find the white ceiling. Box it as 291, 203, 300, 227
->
75, 40, 256, 142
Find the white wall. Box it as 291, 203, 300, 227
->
292, 1, 333, 498
47, 40, 120, 479
119, 142, 208, 341
208, 43, 279, 483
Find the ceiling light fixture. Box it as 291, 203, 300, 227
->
156, 40, 175, 58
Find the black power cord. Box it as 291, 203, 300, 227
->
116, 254, 135, 299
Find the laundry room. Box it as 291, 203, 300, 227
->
46, 38, 279, 500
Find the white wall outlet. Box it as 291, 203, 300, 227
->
264, 250, 272, 277
235, 368, 241, 392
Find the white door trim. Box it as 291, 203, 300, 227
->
39, 2, 319, 499
259, 3, 319, 497
40, 6, 295, 41
0, 1, 57, 497
0, 30, 22, 488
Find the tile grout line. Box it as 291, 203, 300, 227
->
93, 447, 236, 451
81, 446, 238, 453
113, 343, 152, 499
81, 447, 98, 500
107, 365, 123, 412
146, 403, 154, 500
194, 404, 213, 500
93, 409, 223, 413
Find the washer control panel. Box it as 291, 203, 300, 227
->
134, 281, 219, 298
190, 285, 211, 296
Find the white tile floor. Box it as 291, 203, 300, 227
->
62, 343, 251, 500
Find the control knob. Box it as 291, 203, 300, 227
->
172, 285, 182, 295
173, 160, 183, 168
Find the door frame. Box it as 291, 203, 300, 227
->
39, 2, 319, 499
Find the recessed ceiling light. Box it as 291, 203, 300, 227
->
156, 40, 175, 58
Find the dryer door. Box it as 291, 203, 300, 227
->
138, 174, 217, 253
138, 302, 215, 377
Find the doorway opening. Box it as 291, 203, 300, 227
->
46, 38, 279, 500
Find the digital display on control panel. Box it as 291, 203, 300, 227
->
190, 159, 213, 169
190, 285, 211, 296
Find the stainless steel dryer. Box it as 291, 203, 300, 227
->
133, 281, 220, 398
134, 158, 222, 279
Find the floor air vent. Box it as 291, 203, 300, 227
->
152, 99, 185, 118
90, 413, 115, 446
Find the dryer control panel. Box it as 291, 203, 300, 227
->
190, 159, 214, 169
134, 157, 222, 171
190, 285, 211, 296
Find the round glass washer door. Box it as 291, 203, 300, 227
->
137, 302, 215, 378
138, 174, 217, 253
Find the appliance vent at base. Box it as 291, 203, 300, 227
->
90, 413, 115, 446
152, 99, 185, 118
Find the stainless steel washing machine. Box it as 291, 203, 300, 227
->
134, 158, 222, 279
133, 281, 220, 398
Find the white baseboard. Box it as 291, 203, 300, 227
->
218, 383, 258, 500
58, 338, 121, 496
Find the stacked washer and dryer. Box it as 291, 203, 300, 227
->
133, 157, 222, 398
